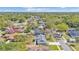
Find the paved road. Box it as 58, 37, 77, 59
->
58, 39, 72, 51
51, 31, 72, 51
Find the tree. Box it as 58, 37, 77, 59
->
56, 23, 69, 31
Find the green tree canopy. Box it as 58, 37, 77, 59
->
56, 23, 69, 31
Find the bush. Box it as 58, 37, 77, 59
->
70, 44, 75, 47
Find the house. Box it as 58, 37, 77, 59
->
3, 34, 15, 42
13, 23, 23, 27
34, 28, 44, 35
35, 34, 47, 45
53, 32, 62, 38
67, 28, 79, 42
5, 27, 15, 34
34, 16, 40, 21
39, 20, 46, 28
34, 28, 46, 45
5, 26, 24, 34
68, 28, 79, 38
38, 24, 44, 29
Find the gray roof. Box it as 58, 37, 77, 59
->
34, 28, 44, 35
34, 16, 40, 20
34, 28, 46, 45
35, 34, 46, 45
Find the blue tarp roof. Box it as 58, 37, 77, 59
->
68, 30, 79, 37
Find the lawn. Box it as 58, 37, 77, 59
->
59, 46, 63, 50
0, 42, 28, 51
62, 32, 71, 40
69, 43, 79, 51
46, 34, 56, 42
48, 45, 59, 50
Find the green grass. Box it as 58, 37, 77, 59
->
48, 45, 59, 50
63, 33, 70, 40
59, 46, 63, 50
69, 43, 79, 51
46, 34, 56, 42
0, 42, 28, 51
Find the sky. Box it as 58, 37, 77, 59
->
0, 7, 79, 12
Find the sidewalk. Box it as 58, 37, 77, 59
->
47, 42, 61, 45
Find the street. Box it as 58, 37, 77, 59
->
58, 39, 72, 51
